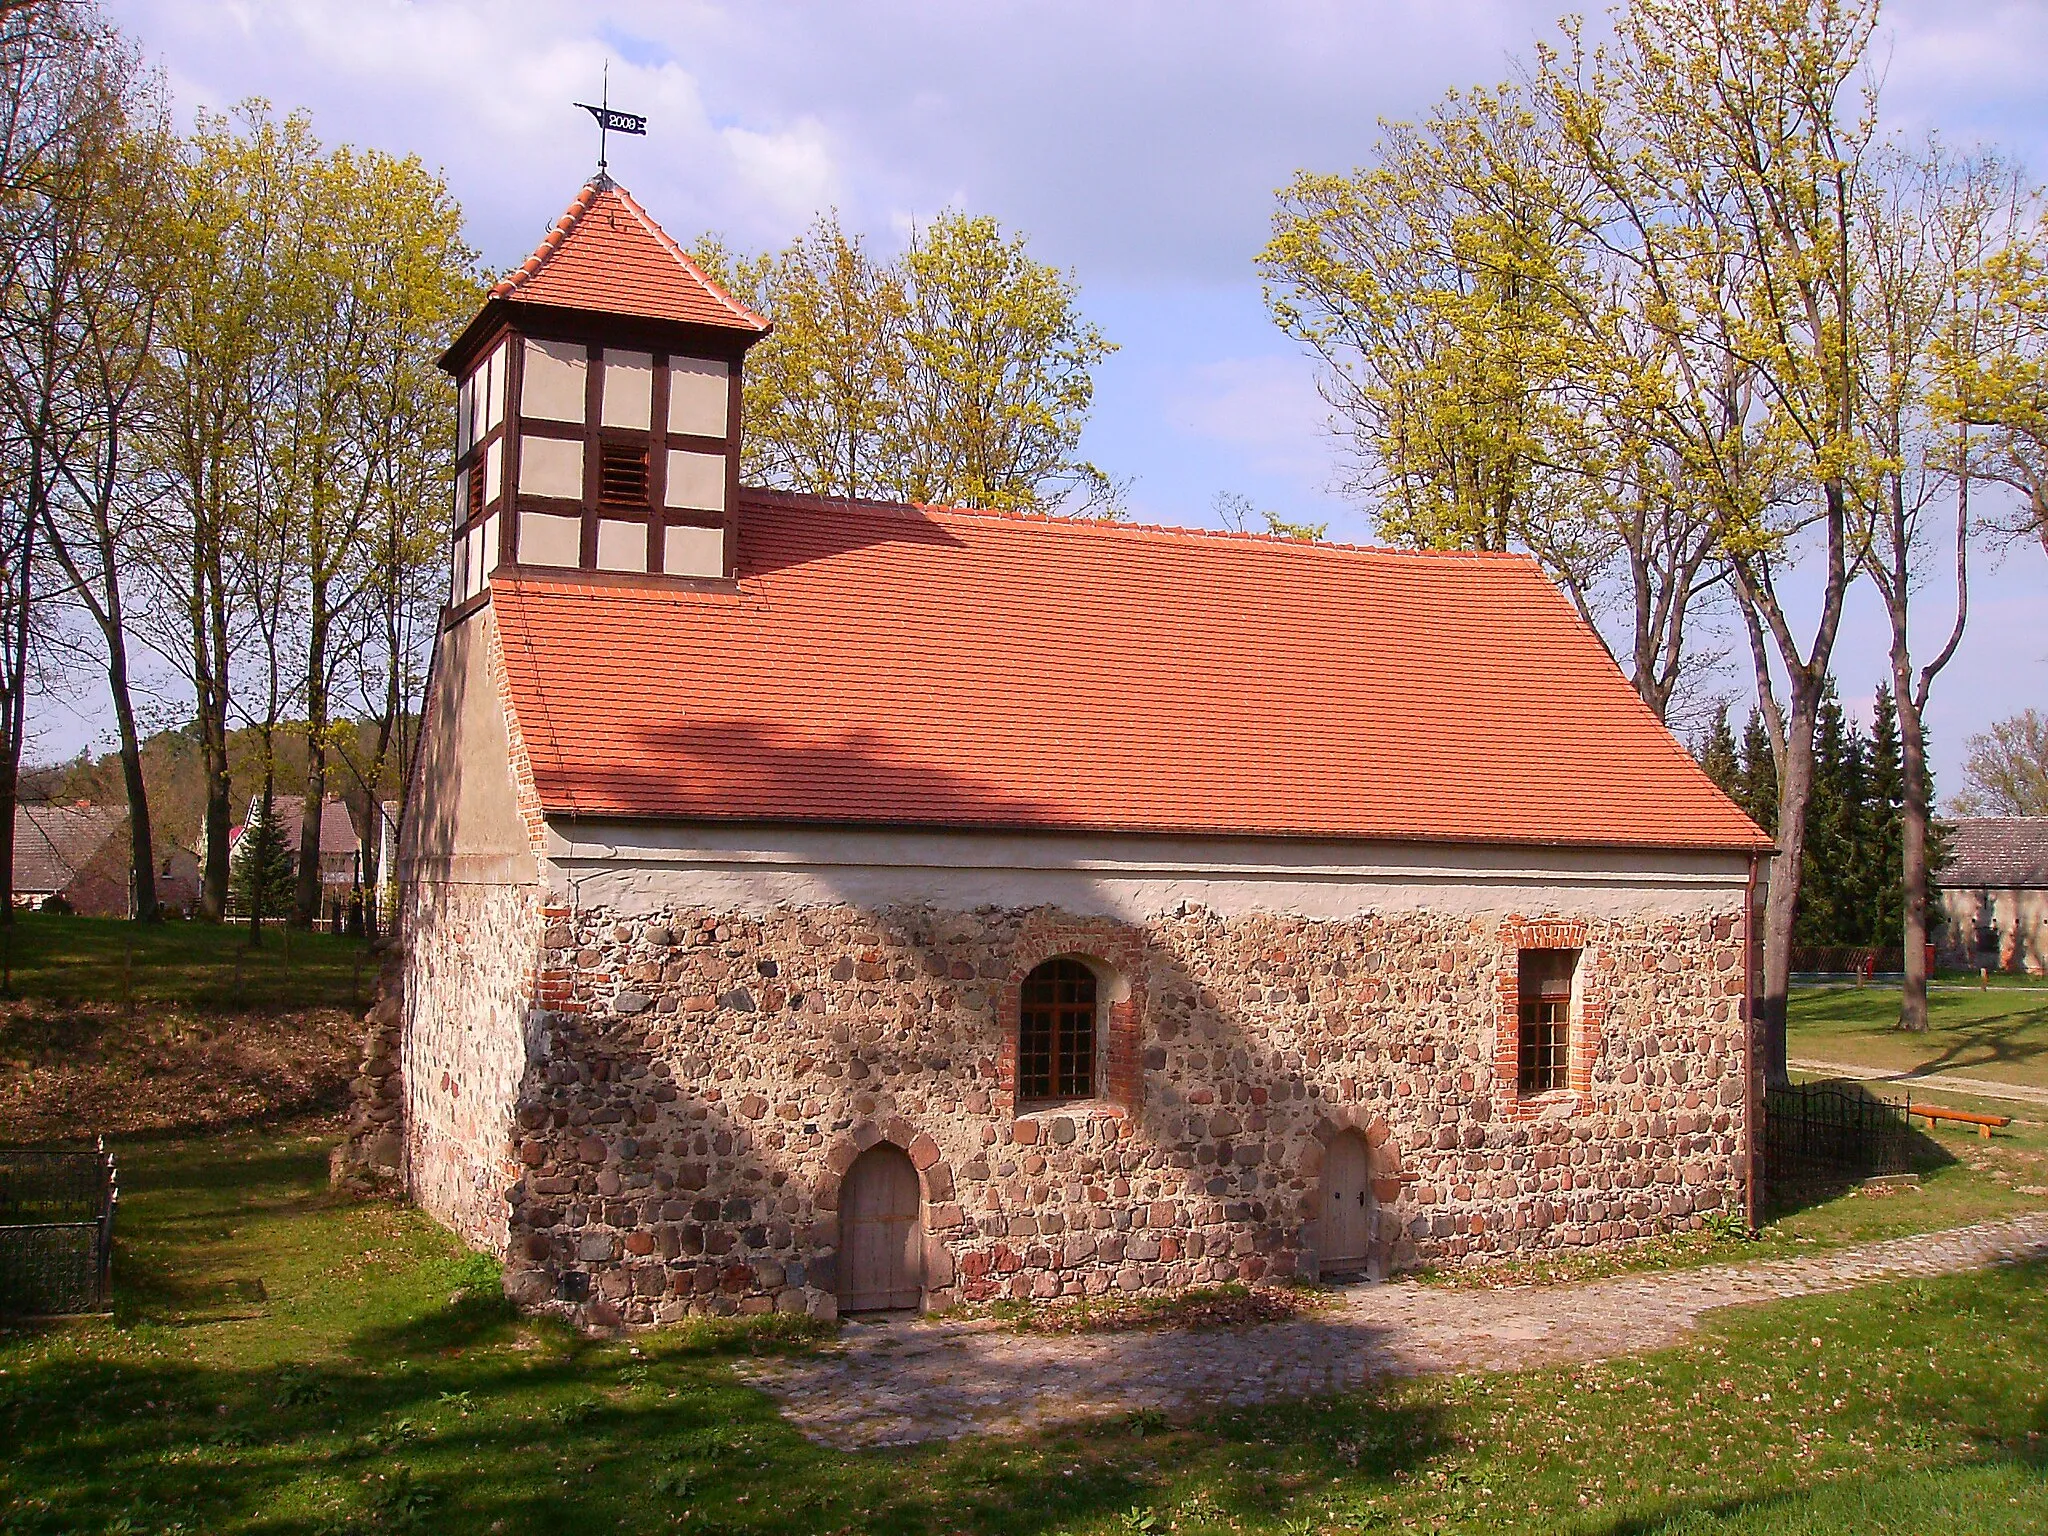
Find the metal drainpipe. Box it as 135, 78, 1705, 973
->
1744, 853, 1760, 1234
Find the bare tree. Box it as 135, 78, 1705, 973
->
0, 0, 145, 918
32, 37, 175, 921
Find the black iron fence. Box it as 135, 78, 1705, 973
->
0, 1142, 117, 1315
1763, 1080, 1917, 1185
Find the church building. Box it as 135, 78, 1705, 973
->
398, 176, 1772, 1328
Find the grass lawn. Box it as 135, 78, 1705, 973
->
0, 911, 373, 1014
2, 1127, 2045, 1534
1785, 982, 2048, 1089
0, 914, 372, 1146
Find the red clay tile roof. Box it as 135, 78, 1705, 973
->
491, 179, 767, 333
489, 491, 1772, 852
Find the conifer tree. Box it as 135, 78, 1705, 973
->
1794, 688, 1865, 950
1695, 705, 1741, 801
229, 803, 293, 921
1866, 687, 1907, 949
1736, 710, 1779, 838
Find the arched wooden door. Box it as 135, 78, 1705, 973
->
839, 1143, 924, 1312
1317, 1131, 1374, 1275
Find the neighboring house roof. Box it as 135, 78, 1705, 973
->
14, 803, 123, 893
487, 179, 768, 334
488, 491, 1772, 854
1939, 818, 2048, 889
235, 795, 360, 860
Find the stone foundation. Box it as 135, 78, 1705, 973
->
401, 877, 546, 1253
486, 898, 1749, 1329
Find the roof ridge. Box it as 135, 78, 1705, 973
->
736, 486, 1539, 564
490, 182, 599, 300
605, 182, 769, 331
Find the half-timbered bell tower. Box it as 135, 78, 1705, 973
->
436, 177, 769, 611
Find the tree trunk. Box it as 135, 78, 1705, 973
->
1756, 686, 1822, 1090
107, 634, 157, 921
1894, 680, 1934, 1033
294, 596, 330, 928
0, 447, 43, 925
191, 549, 232, 922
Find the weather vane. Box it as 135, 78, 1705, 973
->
575, 62, 647, 180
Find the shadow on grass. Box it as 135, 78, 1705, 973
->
1913, 1000, 2048, 1083
1762, 1079, 1959, 1223
0, 1290, 1456, 1535
0, 912, 372, 1014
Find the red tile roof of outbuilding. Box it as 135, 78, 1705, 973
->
489, 491, 1771, 853
491, 179, 768, 334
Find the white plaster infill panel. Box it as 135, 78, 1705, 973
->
665, 523, 724, 577
538, 821, 1755, 921
665, 449, 726, 511
519, 511, 581, 568
519, 436, 583, 500
522, 338, 587, 423
596, 518, 648, 573
668, 356, 729, 438
601, 350, 653, 430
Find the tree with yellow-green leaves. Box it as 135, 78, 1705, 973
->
1850, 141, 2026, 1030
0, 0, 170, 920
1966, 206, 2048, 561
1263, 85, 1595, 557
1260, 82, 1720, 724
135, 103, 479, 927
1264, 0, 2048, 1076
696, 211, 1118, 515
698, 215, 908, 502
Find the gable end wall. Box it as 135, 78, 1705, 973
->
400, 607, 550, 1252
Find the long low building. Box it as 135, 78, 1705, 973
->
394, 175, 1773, 1330
1937, 818, 2048, 976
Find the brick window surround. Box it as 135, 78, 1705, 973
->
1494, 917, 1604, 1118
997, 917, 1146, 1119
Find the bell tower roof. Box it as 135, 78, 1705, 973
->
490, 177, 768, 333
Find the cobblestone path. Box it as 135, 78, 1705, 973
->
739, 1212, 2048, 1448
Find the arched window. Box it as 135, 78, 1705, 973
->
1019, 958, 1097, 1101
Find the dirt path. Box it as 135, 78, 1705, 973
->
740, 1212, 2048, 1448
1787, 1056, 2048, 1110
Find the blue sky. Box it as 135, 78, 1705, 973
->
52, 0, 2048, 790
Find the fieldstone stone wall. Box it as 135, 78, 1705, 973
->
495, 898, 1750, 1329
402, 877, 546, 1253
330, 950, 408, 1198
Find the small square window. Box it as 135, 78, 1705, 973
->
1517, 948, 1577, 1096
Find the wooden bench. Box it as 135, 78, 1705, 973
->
1906, 1103, 2012, 1139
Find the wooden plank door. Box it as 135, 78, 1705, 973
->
1318, 1131, 1372, 1273
840, 1143, 924, 1312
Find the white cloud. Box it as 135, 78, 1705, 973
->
1166, 355, 1332, 479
